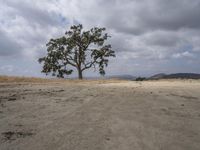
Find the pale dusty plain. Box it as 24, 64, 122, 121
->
0, 77, 200, 150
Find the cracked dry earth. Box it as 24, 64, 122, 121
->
0, 80, 200, 150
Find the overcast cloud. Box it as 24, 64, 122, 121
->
0, 0, 200, 77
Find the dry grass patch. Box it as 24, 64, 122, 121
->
0, 75, 127, 85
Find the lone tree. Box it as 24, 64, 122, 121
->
39, 24, 115, 79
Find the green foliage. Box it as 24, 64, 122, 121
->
39, 24, 115, 79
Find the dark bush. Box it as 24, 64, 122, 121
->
135, 77, 146, 81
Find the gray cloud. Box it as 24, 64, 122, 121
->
143, 31, 182, 47
0, 0, 200, 77
104, 0, 200, 35
0, 30, 22, 56
4, 0, 66, 27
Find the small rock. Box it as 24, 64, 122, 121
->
161, 108, 168, 112
2, 131, 34, 141
106, 137, 110, 141
8, 97, 17, 101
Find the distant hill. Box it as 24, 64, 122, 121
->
106, 75, 136, 80
149, 73, 200, 80
88, 73, 200, 81
149, 73, 166, 80
85, 75, 136, 80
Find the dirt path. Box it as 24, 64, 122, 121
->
0, 80, 200, 150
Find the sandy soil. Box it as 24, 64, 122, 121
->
0, 79, 200, 150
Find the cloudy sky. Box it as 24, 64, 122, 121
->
0, 0, 200, 78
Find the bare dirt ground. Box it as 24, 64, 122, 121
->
0, 78, 200, 150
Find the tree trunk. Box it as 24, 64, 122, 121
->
78, 68, 83, 79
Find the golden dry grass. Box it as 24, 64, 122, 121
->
0, 75, 126, 84
0, 75, 52, 83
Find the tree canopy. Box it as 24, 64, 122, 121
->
39, 24, 115, 79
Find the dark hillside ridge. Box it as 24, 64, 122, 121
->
149, 73, 200, 80
85, 73, 200, 80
